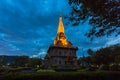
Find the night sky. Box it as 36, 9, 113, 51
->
0, 0, 120, 58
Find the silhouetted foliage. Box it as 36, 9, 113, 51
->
99, 64, 110, 71
14, 56, 29, 67
92, 44, 120, 65
0, 56, 7, 66
27, 58, 42, 68
110, 64, 120, 71
67, 0, 120, 39
87, 49, 94, 56
78, 44, 120, 69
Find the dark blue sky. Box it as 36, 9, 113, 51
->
0, 0, 120, 58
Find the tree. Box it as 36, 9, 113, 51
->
92, 44, 120, 65
93, 48, 112, 65
67, 0, 120, 39
14, 56, 29, 67
0, 56, 7, 66
87, 49, 94, 56
27, 58, 42, 68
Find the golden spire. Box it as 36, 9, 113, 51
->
57, 16, 64, 33
54, 15, 72, 47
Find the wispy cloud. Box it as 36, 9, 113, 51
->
105, 35, 120, 47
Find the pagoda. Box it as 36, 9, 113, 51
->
44, 15, 78, 69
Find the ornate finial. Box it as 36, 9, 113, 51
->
60, 10, 62, 17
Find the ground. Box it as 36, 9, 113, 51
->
0, 69, 120, 80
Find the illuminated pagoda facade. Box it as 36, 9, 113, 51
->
44, 15, 78, 68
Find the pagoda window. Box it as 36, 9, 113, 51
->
59, 51, 61, 56
59, 60, 61, 64
54, 59, 57, 63
69, 52, 72, 56
64, 51, 67, 54
72, 50, 74, 53
53, 50, 57, 54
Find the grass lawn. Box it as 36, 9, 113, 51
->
0, 70, 120, 80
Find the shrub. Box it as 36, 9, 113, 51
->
51, 64, 58, 69
0, 67, 6, 73
110, 64, 120, 71
99, 64, 109, 71
37, 69, 56, 72
86, 66, 97, 71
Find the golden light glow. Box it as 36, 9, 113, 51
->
57, 17, 64, 33
54, 16, 71, 47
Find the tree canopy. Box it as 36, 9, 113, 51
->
14, 56, 29, 67
68, 0, 120, 39
91, 44, 120, 65
93, 44, 120, 65
78, 44, 120, 67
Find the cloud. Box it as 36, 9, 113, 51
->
105, 35, 120, 47
30, 49, 46, 58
